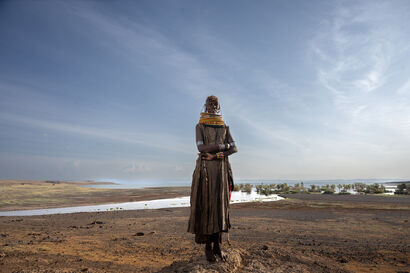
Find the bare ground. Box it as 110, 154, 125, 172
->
0, 194, 409, 272
0, 180, 191, 211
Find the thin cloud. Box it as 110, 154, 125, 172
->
311, 1, 410, 119
69, 4, 307, 150
2, 1, 410, 180
68, 3, 213, 100
0, 113, 192, 154
122, 162, 153, 173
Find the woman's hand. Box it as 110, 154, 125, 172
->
201, 152, 216, 161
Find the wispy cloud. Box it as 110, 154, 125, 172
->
122, 162, 153, 173
67, 2, 309, 151
315, 14, 390, 94
2, 1, 410, 180
311, 1, 410, 134
67, 3, 215, 100
0, 113, 192, 154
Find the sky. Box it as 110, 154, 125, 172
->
0, 0, 409, 183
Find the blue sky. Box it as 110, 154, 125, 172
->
1, 0, 409, 182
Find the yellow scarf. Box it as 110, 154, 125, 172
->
199, 112, 225, 126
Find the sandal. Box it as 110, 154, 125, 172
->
213, 244, 227, 261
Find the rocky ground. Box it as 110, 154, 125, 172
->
0, 194, 409, 272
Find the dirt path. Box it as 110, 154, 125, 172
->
0, 195, 409, 272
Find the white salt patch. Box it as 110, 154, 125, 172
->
0, 189, 283, 216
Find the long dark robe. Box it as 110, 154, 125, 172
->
187, 123, 235, 244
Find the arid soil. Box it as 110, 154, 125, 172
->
0, 180, 191, 211
0, 194, 409, 272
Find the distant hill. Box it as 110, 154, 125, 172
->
384, 181, 410, 185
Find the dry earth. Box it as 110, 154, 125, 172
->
0, 194, 409, 272
0, 180, 190, 211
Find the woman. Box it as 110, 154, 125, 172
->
187, 95, 238, 262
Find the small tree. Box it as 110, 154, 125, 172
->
395, 183, 409, 195
354, 183, 366, 193
233, 184, 241, 191
244, 183, 253, 194
365, 183, 385, 194
310, 184, 316, 192
255, 184, 263, 194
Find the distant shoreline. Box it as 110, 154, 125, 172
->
384, 181, 410, 185
0, 180, 190, 212
81, 178, 410, 189
1, 179, 408, 212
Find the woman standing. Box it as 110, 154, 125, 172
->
187, 95, 238, 262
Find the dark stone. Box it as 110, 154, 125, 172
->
88, 221, 104, 225
261, 245, 269, 250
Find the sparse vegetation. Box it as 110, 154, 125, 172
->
255, 184, 277, 195
237, 181, 396, 196
308, 184, 321, 193
353, 183, 367, 193
253, 182, 313, 195
233, 183, 253, 194
250, 182, 392, 195
364, 183, 386, 194
243, 184, 253, 194
233, 184, 242, 192
394, 183, 409, 195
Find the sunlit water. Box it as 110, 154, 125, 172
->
0, 189, 283, 217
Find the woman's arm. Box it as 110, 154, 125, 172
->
196, 124, 224, 153
223, 126, 238, 157
223, 143, 238, 157
196, 124, 237, 159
